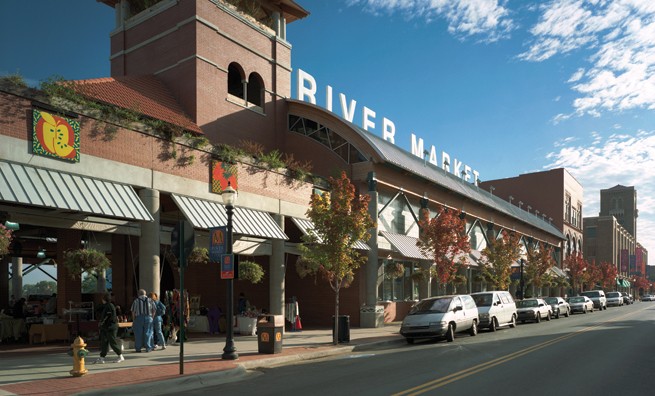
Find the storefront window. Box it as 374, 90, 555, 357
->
378, 261, 417, 301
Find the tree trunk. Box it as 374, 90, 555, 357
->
333, 282, 340, 345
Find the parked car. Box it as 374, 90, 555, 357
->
642, 294, 655, 301
400, 295, 479, 344
606, 291, 624, 307
471, 291, 517, 331
621, 292, 634, 305
544, 297, 570, 318
567, 296, 594, 313
516, 298, 552, 323
580, 290, 607, 310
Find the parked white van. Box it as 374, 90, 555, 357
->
471, 291, 517, 331
400, 294, 479, 344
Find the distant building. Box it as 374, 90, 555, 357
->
480, 168, 584, 266
599, 185, 638, 241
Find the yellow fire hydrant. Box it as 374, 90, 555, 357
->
69, 336, 89, 377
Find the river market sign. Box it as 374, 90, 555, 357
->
296, 69, 480, 184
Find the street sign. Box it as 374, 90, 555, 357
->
221, 254, 235, 279
209, 226, 228, 262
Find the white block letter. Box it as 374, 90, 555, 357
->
326, 85, 333, 112
383, 118, 395, 144
453, 159, 463, 178
362, 106, 376, 131
411, 133, 424, 157
339, 93, 357, 122
463, 165, 471, 182
442, 151, 451, 172
297, 69, 316, 104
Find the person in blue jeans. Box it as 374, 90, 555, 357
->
130, 289, 155, 352
149, 292, 167, 350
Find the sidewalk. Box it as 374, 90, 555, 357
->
0, 324, 402, 396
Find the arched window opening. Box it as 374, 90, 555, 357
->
227, 63, 245, 99
247, 72, 264, 107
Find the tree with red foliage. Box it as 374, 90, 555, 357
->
564, 252, 587, 295
417, 206, 470, 294
585, 260, 603, 290
598, 262, 618, 291
634, 276, 650, 294
480, 231, 521, 290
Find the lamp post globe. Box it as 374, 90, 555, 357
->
221, 182, 238, 360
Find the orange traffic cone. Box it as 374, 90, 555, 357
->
295, 315, 303, 331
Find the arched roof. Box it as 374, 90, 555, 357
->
287, 99, 564, 241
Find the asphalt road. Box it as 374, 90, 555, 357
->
183, 302, 655, 396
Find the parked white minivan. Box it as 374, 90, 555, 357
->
471, 291, 518, 331
400, 295, 479, 344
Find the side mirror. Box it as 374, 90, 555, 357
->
453, 306, 463, 312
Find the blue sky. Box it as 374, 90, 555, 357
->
1, 0, 654, 262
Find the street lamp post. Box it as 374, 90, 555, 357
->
221, 183, 238, 360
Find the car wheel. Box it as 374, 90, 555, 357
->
603, 305, 607, 310
406, 338, 415, 344
489, 317, 498, 332
509, 314, 517, 328
564, 308, 570, 318
583, 307, 587, 314
446, 324, 455, 342
546, 312, 551, 321
469, 320, 478, 337
535, 313, 541, 323
555, 309, 560, 319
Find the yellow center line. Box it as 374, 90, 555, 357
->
393, 307, 647, 396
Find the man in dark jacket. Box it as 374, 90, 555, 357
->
93, 293, 124, 364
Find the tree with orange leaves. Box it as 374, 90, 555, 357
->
480, 231, 522, 290
525, 242, 555, 293
634, 276, 650, 293
564, 252, 587, 295
298, 171, 374, 345
585, 260, 603, 290
417, 206, 470, 294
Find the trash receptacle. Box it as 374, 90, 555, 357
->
257, 315, 283, 354
332, 315, 350, 343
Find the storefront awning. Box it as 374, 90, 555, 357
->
291, 217, 369, 250
549, 266, 567, 278
171, 194, 288, 240
0, 161, 153, 222
380, 231, 430, 260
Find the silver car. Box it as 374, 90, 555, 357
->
544, 297, 570, 318
568, 296, 594, 313
606, 291, 623, 307
401, 295, 479, 344
516, 298, 552, 323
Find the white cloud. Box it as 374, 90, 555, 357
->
545, 129, 655, 253
520, 0, 655, 116
348, 0, 514, 41
568, 68, 585, 83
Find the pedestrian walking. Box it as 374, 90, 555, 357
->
131, 289, 155, 352
93, 293, 124, 364
149, 292, 167, 350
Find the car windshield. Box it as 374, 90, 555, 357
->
581, 291, 599, 297
472, 294, 493, 307
410, 297, 453, 314
517, 300, 538, 308
544, 298, 557, 304
569, 297, 585, 303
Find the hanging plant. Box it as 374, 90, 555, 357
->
63, 248, 111, 279
0, 224, 13, 256
238, 260, 265, 283
187, 247, 209, 266
384, 262, 405, 279
295, 257, 314, 279
411, 267, 436, 282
